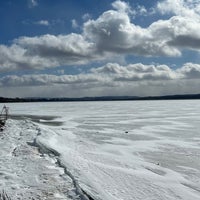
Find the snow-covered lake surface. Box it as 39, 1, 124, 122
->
1, 100, 200, 200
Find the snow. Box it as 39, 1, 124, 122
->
0, 119, 81, 199
1, 100, 200, 200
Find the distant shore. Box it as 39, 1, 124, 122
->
1, 93, 200, 103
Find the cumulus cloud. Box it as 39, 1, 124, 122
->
0, 63, 200, 87
177, 62, 200, 78
83, 9, 183, 57
1, 62, 200, 98
150, 16, 200, 52
0, 43, 59, 72
0, 34, 97, 72
157, 0, 200, 19
83, 0, 200, 56
91, 63, 178, 81
155, 0, 200, 52
0, 0, 200, 73
111, 0, 135, 15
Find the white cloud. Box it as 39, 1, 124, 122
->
177, 62, 200, 78
1, 62, 200, 97
91, 63, 178, 81
111, 0, 135, 15
157, 0, 200, 19
0, 0, 200, 73
137, 5, 147, 15
83, 8, 182, 57
0, 43, 59, 71
82, 13, 91, 21
0, 73, 105, 87
71, 19, 79, 29
83, 1, 200, 56
1, 0, 200, 98
35, 20, 49, 26
149, 16, 200, 52
28, 0, 38, 8
0, 34, 97, 72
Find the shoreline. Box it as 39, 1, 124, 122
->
0, 119, 77, 200
2, 101, 200, 200
2, 93, 200, 103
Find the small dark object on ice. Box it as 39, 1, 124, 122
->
0, 191, 12, 200
0, 105, 9, 131
156, 162, 160, 165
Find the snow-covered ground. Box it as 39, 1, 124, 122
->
1, 100, 200, 200
0, 119, 83, 200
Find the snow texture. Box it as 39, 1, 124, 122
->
0, 119, 82, 200
1, 100, 200, 200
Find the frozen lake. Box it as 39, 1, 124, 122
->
2, 100, 200, 200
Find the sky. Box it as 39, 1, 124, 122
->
1, 0, 200, 98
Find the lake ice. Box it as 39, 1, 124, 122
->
1, 100, 200, 200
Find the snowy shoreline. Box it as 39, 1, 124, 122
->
1, 101, 200, 200
0, 119, 90, 200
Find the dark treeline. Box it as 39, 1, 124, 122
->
1, 93, 200, 103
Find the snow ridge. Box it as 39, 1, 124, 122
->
34, 133, 94, 200
0, 119, 79, 200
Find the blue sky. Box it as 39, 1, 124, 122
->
1, 0, 200, 97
